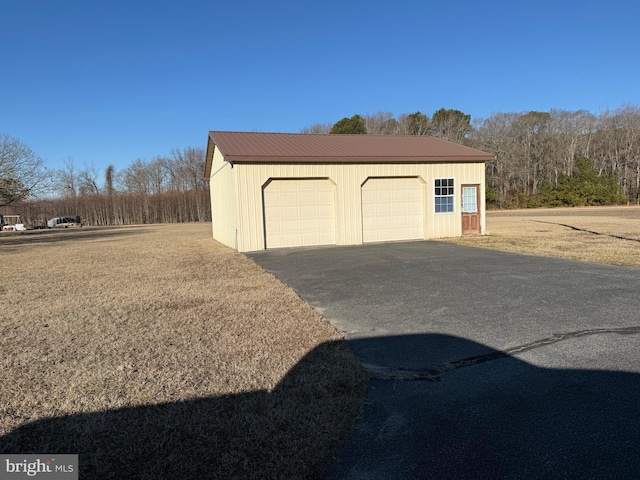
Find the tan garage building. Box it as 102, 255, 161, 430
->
204, 131, 495, 252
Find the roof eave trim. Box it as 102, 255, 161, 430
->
204, 137, 215, 179
224, 156, 494, 164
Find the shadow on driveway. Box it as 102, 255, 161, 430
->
2, 334, 640, 479
328, 334, 640, 480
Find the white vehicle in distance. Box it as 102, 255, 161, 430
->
47, 216, 82, 228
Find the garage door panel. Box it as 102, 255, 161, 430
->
282, 206, 298, 217
283, 219, 299, 229
283, 234, 299, 245
362, 217, 376, 230
298, 205, 317, 217
392, 190, 408, 202
318, 205, 334, 216
394, 216, 408, 227
408, 202, 422, 213
362, 177, 424, 243
283, 191, 300, 202
301, 218, 319, 229
361, 190, 377, 202
377, 203, 393, 215
264, 190, 280, 204
317, 231, 335, 244
318, 194, 334, 204
407, 189, 422, 201
299, 192, 317, 203
266, 226, 282, 237
377, 191, 392, 202
264, 179, 336, 249
393, 203, 410, 215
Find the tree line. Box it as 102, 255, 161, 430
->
1, 144, 210, 227
472, 107, 640, 208
305, 105, 640, 208
3, 103, 640, 227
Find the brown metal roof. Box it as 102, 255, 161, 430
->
205, 131, 495, 177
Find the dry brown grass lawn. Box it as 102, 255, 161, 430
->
446, 205, 640, 267
0, 224, 367, 479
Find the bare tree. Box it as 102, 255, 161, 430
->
78, 163, 101, 196
547, 110, 597, 185
168, 147, 206, 191
147, 157, 169, 195
300, 123, 332, 134
55, 157, 78, 198
397, 112, 431, 135
0, 133, 50, 206
363, 112, 399, 135
592, 105, 640, 200
512, 111, 552, 196
119, 159, 152, 194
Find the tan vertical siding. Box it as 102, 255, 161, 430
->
209, 148, 237, 249
232, 162, 485, 252
427, 162, 486, 238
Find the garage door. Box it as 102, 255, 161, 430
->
263, 179, 336, 249
362, 177, 424, 243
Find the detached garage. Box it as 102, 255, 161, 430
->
204, 131, 494, 252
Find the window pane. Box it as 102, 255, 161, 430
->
446, 198, 453, 212
463, 187, 477, 212
435, 179, 454, 213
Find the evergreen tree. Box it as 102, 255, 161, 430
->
330, 115, 367, 134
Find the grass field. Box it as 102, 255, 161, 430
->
0, 224, 367, 479
447, 205, 640, 267
2, 206, 638, 478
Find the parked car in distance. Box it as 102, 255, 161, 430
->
47, 216, 82, 228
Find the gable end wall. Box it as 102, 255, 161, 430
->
209, 148, 238, 249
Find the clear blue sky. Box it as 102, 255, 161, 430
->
1, 0, 639, 174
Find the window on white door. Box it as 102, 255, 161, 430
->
462, 186, 477, 213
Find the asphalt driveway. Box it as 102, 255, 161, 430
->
248, 241, 640, 479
